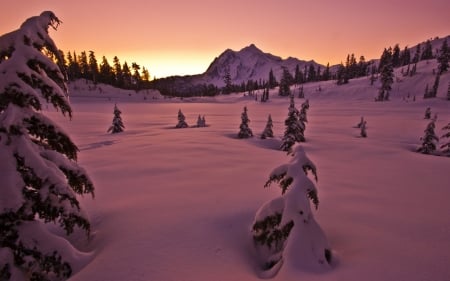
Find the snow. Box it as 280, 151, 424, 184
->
24, 61, 448, 281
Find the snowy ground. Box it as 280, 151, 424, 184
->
45, 63, 450, 281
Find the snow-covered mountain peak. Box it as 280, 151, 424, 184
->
203, 44, 322, 86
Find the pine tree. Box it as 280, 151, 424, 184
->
412, 43, 421, 63
268, 69, 277, 89
430, 74, 440, 98
238, 106, 253, 138
360, 120, 367, 138
392, 44, 401, 67
108, 104, 125, 133
437, 39, 449, 75
175, 109, 188, 128
299, 99, 309, 124
113, 56, 124, 87
99, 56, 114, 84
377, 63, 394, 101
356, 116, 364, 128
122, 62, 132, 88
278, 68, 292, 96
0, 11, 94, 280
447, 82, 450, 100
131, 62, 141, 90
400, 46, 411, 66
424, 84, 430, 99
261, 114, 274, 139
424, 107, 432, 119
88, 50, 99, 83
201, 115, 206, 127
280, 95, 305, 152
440, 122, 450, 156
251, 146, 332, 277
77, 51, 88, 80
196, 114, 206, 127
223, 65, 232, 94
421, 40, 434, 60
298, 85, 305, 98
417, 118, 439, 154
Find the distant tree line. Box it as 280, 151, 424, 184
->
60, 50, 152, 90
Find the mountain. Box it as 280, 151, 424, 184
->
149, 44, 325, 96
201, 44, 324, 86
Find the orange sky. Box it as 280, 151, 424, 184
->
1, 0, 449, 78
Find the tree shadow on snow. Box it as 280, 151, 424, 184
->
208, 208, 265, 278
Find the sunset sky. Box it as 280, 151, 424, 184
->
1, 0, 449, 78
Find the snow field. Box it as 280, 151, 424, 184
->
43, 79, 450, 280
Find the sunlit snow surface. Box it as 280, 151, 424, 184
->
45, 63, 450, 281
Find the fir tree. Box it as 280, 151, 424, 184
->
437, 39, 449, 74
113, 56, 124, 87
424, 84, 430, 99
261, 87, 270, 102
421, 40, 434, 61
223, 65, 232, 94
392, 44, 401, 67
251, 146, 332, 276
299, 99, 309, 124
400, 46, 411, 66
261, 114, 274, 139
298, 85, 305, 99
360, 120, 367, 138
280, 95, 305, 152
447, 82, 450, 100
268, 69, 277, 89
356, 116, 364, 128
0, 11, 95, 280
429, 74, 440, 98
440, 122, 450, 156
99, 56, 114, 84
377, 63, 394, 101
278, 68, 292, 96
238, 106, 253, 138
196, 114, 206, 127
108, 104, 125, 133
201, 115, 206, 127
417, 118, 439, 155
412, 43, 421, 63
88, 50, 99, 83
176, 109, 188, 128
424, 107, 431, 119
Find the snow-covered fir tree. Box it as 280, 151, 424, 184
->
440, 122, 450, 156
251, 145, 332, 277
260, 114, 274, 139
107, 103, 125, 133
360, 120, 367, 138
424, 107, 431, 119
0, 11, 95, 280
196, 114, 206, 127
299, 99, 310, 124
280, 95, 305, 153
356, 116, 364, 128
377, 63, 394, 101
238, 106, 253, 138
175, 109, 188, 128
417, 118, 439, 155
